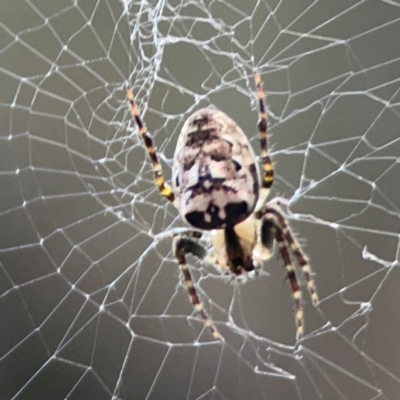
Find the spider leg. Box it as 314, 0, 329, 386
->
281, 224, 319, 307
265, 207, 319, 307
173, 233, 223, 341
255, 73, 274, 207
269, 216, 304, 341
256, 205, 318, 341
127, 88, 175, 203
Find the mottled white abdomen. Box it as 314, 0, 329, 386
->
172, 108, 259, 230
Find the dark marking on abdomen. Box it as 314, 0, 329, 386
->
186, 128, 217, 147
192, 115, 210, 129
185, 201, 249, 230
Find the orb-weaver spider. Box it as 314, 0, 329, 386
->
127, 73, 318, 341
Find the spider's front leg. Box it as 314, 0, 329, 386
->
173, 232, 223, 342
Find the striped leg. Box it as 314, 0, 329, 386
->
254, 73, 274, 206
268, 207, 319, 307
258, 205, 319, 341
268, 216, 304, 340
174, 235, 223, 341
286, 238, 318, 305
127, 88, 175, 203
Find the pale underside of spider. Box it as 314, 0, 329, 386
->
127, 73, 318, 342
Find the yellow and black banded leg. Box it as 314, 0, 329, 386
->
279, 217, 319, 307
261, 205, 319, 340
173, 234, 223, 342
262, 211, 304, 341
265, 206, 318, 307
127, 88, 175, 203
254, 73, 274, 203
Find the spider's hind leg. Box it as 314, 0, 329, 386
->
256, 204, 319, 341
173, 233, 223, 342
265, 206, 319, 307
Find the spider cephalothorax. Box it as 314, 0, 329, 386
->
127, 73, 319, 341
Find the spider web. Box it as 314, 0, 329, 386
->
1, 0, 400, 399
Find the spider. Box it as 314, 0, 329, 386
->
127, 73, 318, 342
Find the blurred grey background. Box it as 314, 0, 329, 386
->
1, 0, 400, 399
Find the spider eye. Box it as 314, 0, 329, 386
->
175, 174, 180, 187
232, 160, 242, 171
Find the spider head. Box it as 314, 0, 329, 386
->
206, 215, 262, 276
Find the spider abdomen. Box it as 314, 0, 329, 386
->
173, 108, 259, 230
